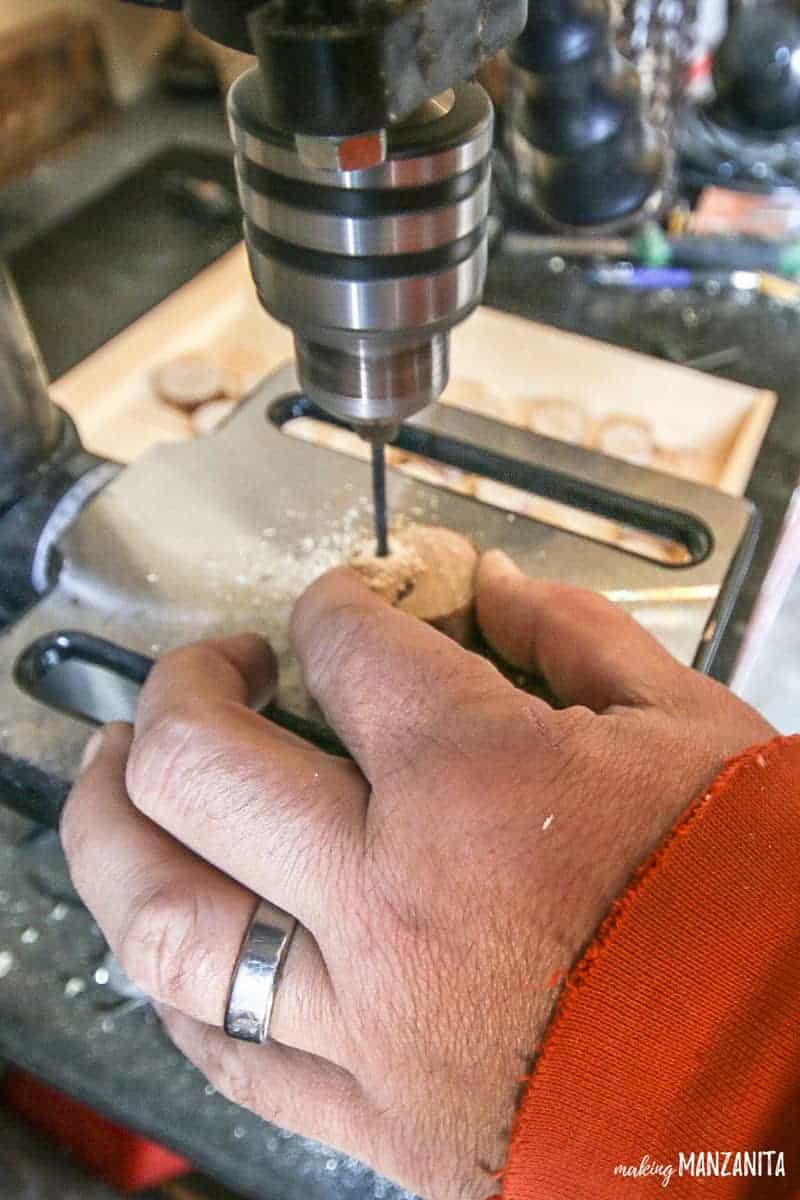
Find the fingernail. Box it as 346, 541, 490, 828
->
483, 549, 521, 576
80, 729, 104, 771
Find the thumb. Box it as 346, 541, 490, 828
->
476, 550, 682, 712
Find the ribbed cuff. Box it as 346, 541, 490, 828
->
501, 735, 800, 1200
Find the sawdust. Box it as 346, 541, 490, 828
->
349, 532, 428, 605
349, 523, 478, 643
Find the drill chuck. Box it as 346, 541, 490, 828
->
228, 71, 493, 431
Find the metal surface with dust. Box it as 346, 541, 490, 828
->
0, 363, 754, 1199
0, 808, 416, 1200
0, 363, 754, 785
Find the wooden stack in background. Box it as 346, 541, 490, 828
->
52, 243, 775, 502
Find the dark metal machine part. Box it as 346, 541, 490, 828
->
0, 270, 65, 513
9, 145, 241, 381
0, 145, 239, 632
0, 430, 103, 632
713, 0, 800, 133
502, 0, 668, 230
128, 0, 526, 134
0, 269, 110, 632
370, 442, 390, 557
680, 1, 800, 194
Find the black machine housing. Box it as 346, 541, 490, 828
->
125, 0, 528, 134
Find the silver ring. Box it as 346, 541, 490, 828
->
224, 899, 297, 1044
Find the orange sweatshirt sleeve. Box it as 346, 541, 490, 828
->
501, 734, 800, 1200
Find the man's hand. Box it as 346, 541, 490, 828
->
61, 550, 774, 1199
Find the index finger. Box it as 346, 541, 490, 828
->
290, 566, 543, 785
127, 632, 369, 928
135, 633, 277, 738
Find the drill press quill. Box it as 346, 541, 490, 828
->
226, 67, 496, 555
227, 71, 496, 555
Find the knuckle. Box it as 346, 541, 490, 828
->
152, 642, 212, 680
58, 792, 81, 862
117, 880, 208, 1010
432, 651, 496, 702
637, 659, 700, 714
549, 703, 594, 744
248, 1088, 284, 1127
354, 865, 432, 956
199, 1035, 261, 1113
60, 791, 95, 891
127, 700, 218, 816
306, 602, 385, 692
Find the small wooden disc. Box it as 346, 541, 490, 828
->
349, 523, 478, 645
593, 414, 654, 466
151, 356, 228, 410
528, 397, 587, 445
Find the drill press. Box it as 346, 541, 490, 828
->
129, 0, 525, 554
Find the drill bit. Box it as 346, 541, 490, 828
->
371, 439, 389, 557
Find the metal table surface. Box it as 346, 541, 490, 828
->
0, 809, 410, 1200
0, 86, 798, 1200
